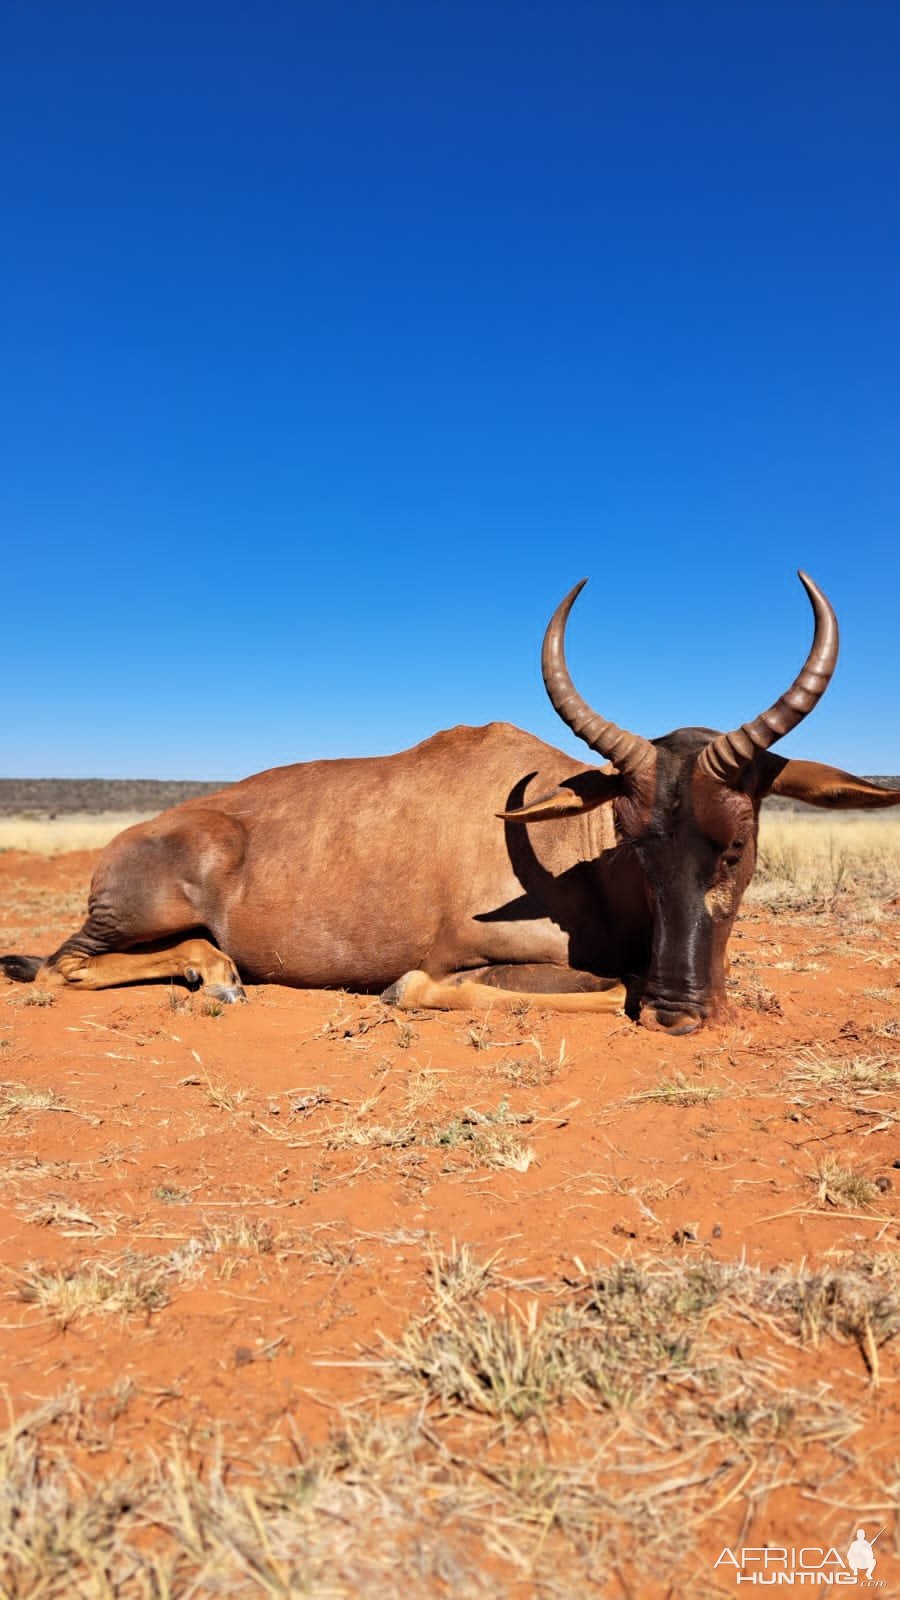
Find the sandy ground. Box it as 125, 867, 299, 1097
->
1, 845, 898, 1596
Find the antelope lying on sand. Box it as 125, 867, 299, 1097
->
3, 573, 897, 1034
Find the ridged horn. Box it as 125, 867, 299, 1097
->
697, 571, 839, 784
542, 580, 655, 776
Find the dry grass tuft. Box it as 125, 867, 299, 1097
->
432, 1238, 500, 1303
15, 988, 57, 1008
748, 809, 900, 915
432, 1102, 536, 1171
2, 1250, 898, 1595
790, 1047, 900, 1096
326, 1116, 418, 1150
198, 1217, 276, 1256
381, 1253, 856, 1422
814, 1157, 880, 1210
203, 1074, 248, 1113
736, 977, 784, 1015
20, 1199, 119, 1237
628, 1073, 724, 1108
490, 1034, 570, 1086
14, 1247, 196, 1328
321, 1098, 536, 1170
758, 1256, 900, 1355
0, 1081, 61, 1119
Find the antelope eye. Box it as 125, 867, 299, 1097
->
722, 838, 746, 866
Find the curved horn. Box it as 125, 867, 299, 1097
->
697, 571, 839, 784
542, 580, 655, 776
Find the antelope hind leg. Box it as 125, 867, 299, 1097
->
46, 937, 246, 1002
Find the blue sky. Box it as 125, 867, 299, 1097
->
2, 1, 898, 779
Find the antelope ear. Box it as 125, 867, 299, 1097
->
498, 770, 626, 823
762, 757, 900, 810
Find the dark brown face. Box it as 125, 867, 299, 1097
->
616, 730, 762, 1034
530, 571, 882, 1032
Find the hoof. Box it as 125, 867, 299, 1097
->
380, 970, 427, 1008
203, 982, 247, 1005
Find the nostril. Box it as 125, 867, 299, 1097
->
641, 1007, 703, 1036
664, 1013, 702, 1036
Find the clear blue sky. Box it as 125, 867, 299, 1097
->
2, 1, 898, 779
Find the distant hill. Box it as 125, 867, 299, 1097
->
1, 775, 897, 819
0, 778, 226, 818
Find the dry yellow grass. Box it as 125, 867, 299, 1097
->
3, 1249, 897, 1596
0, 813, 155, 854
748, 808, 900, 914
